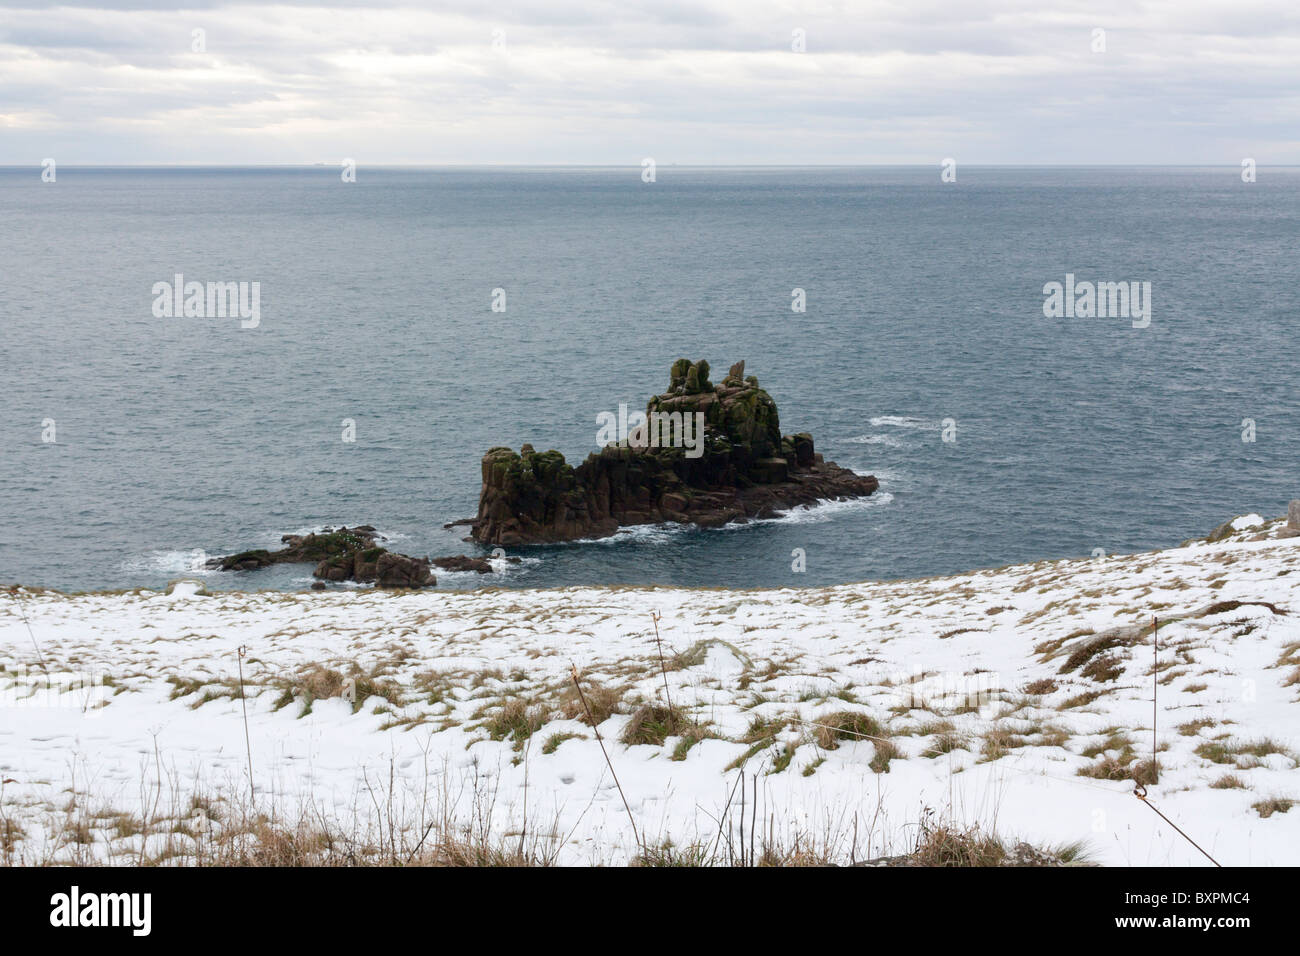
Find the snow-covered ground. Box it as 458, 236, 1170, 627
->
3, 515, 1299, 865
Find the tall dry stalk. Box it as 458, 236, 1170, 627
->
650, 611, 674, 712
236, 645, 255, 803
569, 663, 642, 855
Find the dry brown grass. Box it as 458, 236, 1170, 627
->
869, 819, 1093, 867
1077, 753, 1159, 784
181, 811, 559, 867
272, 663, 404, 716
0, 816, 25, 865
1058, 689, 1105, 710
1178, 718, 1218, 736
981, 725, 1023, 761
1195, 737, 1295, 769
906, 824, 1009, 866
1252, 797, 1295, 819
1210, 774, 1247, 790
635, 839, 836, 867
620, 703, 696, 747
812, 710, 884, 750
559, 680, 627, 725
1080, 654, 1124, 683
479, 697, 548, 750
1198, 600, 1286, 618
1057, 626, 1148, 676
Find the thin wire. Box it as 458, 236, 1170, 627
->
1134, 785, 1221, 867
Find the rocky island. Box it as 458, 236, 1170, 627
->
467, 359, 879, 545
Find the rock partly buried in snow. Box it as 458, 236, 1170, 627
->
1206, 508, 1300, 543
208, 526, 436, 588
468, 359, 880, 545
1207, 519, 1235, 543
1207, 513, 1268, 543
163, 579, 208, 598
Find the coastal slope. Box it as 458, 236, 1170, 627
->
2, 516, 1299, 865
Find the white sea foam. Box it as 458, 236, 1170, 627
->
289, 576, 371, 589
841, 434, 903, 447
590, 523, 691, 546
272, 524, 406, 542
507, 485, 897, 550
722, 491, 896, 528
436, 554, 544, 581
852, 466, 900, 484
119, 549, 215, 576
488, 554, 543, 574
868, 415, 940, 430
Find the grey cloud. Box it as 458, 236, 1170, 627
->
1, 0, 1297, 165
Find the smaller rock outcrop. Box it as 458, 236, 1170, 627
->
375, 552, 437, 588
207, 526, 437, 588
432, 555, 495, 574
208, 527, 385, 571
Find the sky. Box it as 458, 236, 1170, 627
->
1, 1, 1297, 165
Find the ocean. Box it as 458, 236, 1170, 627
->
2, 165, 1297, 592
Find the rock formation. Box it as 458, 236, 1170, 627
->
313, 547, 436, 588
432, 555, 496, 574
469, 359, 879, 545
208, 527, 437, 588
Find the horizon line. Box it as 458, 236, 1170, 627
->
3, 162, 1296, 169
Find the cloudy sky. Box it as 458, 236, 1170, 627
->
1, 0, 1297, 165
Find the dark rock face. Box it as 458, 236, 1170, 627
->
469, 359, 879, 545
216, 549, 276, 572
432, 555, 495, 574
208, 526, 437, 588
208, 527, 384, 571
375, 552, 437, 588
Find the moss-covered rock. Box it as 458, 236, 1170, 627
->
219, 549, 274, 571
209, 525, 435, 588
468, 359, 879, 544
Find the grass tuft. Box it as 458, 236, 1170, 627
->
1252, 797, 1295, 818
